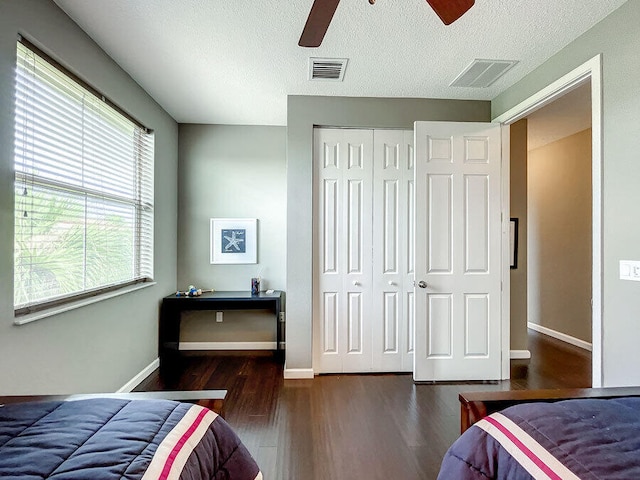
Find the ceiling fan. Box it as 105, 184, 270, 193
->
299, 0, 475, 47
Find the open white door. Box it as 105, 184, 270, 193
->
413, 121, 504, 381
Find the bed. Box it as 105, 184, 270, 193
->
0, 393, 262, 480
438, 387, 640, 480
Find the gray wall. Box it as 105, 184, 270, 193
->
492, 0, 638, 386
177, 125, 286, 344
528, 129, 592, 343
510, 119, 528, 351
0, 0, 178, 394
286, 96, 491, 371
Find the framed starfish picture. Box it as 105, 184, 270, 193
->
210, 218, 257, 264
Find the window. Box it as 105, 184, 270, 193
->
14, 38, 154, 315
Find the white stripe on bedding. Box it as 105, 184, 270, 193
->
476, 413, 581, 480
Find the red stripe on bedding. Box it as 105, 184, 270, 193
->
484, 415, 563, 480
142, 405, 218, 480
158, 407, 210, 480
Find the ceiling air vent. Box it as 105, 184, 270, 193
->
450, 59, 518, 88
309, 57, 348, 82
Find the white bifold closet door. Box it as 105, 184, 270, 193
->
314, 128, 414, 373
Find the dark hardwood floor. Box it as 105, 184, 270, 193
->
137, 329, 591, 479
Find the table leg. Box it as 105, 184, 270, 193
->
159, 303, 181, 379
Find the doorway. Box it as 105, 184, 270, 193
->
510, 82, 593, 386
496, 55, 602, 387
527, 82, 593, 349
313, 123, 506, 381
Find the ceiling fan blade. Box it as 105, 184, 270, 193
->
299, 0, 341, 47
426, 0, 474, 25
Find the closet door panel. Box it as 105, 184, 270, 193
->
314, 128, 373, 373
372, 130, 413, 372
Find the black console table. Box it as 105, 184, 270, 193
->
159, 290, 283, 376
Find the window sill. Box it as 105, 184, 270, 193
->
13, 282, 157, 326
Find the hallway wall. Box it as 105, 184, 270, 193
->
528, 128, 592, 343
510, 119, 528, 351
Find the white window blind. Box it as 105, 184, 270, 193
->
14, 38, 154, 315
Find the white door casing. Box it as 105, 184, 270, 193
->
493, 56, 602, 387
413, 121, 504, 381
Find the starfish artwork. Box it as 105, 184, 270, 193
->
221, 229, 246, 253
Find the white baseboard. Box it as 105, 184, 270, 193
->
528, 322, 592, 351
283, 366, 314, 379
179, 341, 277, 350
117, 358, 159, 393
510, 350, 531, 360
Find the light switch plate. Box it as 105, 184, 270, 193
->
620, 260, 640, 281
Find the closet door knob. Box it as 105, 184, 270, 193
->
388, 281, 397, 286
418, 280, 428, 289
353, 281, 360, 286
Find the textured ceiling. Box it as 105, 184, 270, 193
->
52, 0, 626, 126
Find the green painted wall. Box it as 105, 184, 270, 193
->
177, 125, 286, 344
0, 0, 178, 394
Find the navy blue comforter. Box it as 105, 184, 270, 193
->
0, 398, 261, 480
438, 397, 640, 480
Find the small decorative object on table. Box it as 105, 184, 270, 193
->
251, 278, 260, 295
176, 285, 215, 297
